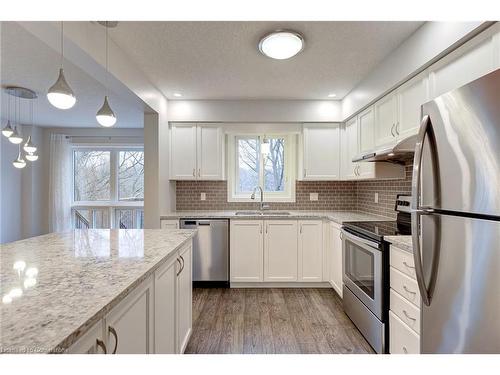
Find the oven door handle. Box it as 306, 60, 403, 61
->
341, 229, 380, 250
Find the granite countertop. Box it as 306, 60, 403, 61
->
161, 210, 393, 225
0, 229, 196, 354
385, 235, 413, 253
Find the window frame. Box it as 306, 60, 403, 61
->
71, 145, 144, 229
227, 134, 296, 203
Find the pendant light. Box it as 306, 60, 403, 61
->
9, 97, 23, 144
13, 145, 26, 169
47, 22, 76, 110
24, 100, 38, 161
96, 22, 116, 127
2, 93, 14, 138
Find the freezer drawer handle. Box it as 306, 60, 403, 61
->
403, 261, 415, 269
403, 310, 416, 321
403, 285, 416, 296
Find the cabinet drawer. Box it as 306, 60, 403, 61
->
390, 289, 420, 334
389, 311, 420, 354
390, 245, 416, 279
390, 267, 421, 307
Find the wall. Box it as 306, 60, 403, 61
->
176, 161, 413, 218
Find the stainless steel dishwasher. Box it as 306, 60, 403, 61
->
180, 219, 229, 287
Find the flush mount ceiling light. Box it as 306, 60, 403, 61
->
173, 93, 183, 98
328, 93, 337, 98
96, 21, 117, 127
47, 22, 76, 110
259, 30, 304, 60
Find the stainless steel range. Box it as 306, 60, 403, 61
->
341, 195, 411, 353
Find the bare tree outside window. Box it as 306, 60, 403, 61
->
118, 151, 144, 201
238, 138, 259, 192
264, 138, 285, 191
74, 151, 111, 201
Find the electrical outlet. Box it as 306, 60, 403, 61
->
200, 192, 206, 201
310, 193, 319, 201
374, 192, 379, 204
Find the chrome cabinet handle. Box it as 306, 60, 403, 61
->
303, 169, 307, 177
265, 223, 268, 234
192, 168, 195, 177
300, 224, 303, 234
180, 255, 185, 274
402, 346, 408, 354
198, 168, 201, 177
108, 326, 118, 354
403, 285, 416, 295
176, 258, 182, 276
396, 121, 400, 136
391, 124, 395, 137
403, 261, 415, 269
260, 224, 262, 234
403, 310, 416, 321
96, 339, 107, 354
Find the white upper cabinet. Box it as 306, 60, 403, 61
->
302, 123, 340, 180
264, 220, 298, 282
358, 106, 375, 153
430, 34, 496, 99
396, 71, 429, 139
197, 124, 224, 180
374, 92, 398, 147
341, 116, 359, 180
170, 123, 197, 180
170, 123, 225, 180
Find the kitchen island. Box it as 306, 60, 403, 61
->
0, 229, 196, 354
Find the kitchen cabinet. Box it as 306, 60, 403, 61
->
389, 311, 420, 354
104, 277, 154, 354
170, 123, 224, 180
327, 221, 343, 298
176, 243, 192, 354
341, 116, 359, 180
301, 123, 340, 180
358, 106, 375, 153
298, 220, 323, 282
230, 220, 264, 282
374, 92, 398, 147
154, 255, 177, 354
396, 71, 429, 139
160, 219, 179, 229
264, 220, 298, 281
67, 320, 105, 354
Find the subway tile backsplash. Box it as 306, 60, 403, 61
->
176, 162, 413, 219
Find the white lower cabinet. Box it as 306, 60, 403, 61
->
68, 241, 193, 354
327, 221, 343, 297
264, 220, 298, 281
230, 220, 264, 282
298, 220, 323, 282
389, 311, 420, 354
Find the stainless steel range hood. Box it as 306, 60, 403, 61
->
353, 134, 417, 164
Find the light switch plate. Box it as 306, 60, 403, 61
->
200, 192, 206, 201
374, 192, 379, 204
310, 193, 319, 201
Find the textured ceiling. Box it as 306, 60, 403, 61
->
1, 22, 146, 128
109, 21, 424, 100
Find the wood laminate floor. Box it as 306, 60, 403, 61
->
185, 288, 374, 354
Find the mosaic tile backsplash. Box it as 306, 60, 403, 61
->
176, 162, 413, 219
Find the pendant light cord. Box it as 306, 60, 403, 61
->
61, 21, 64, 69
105, 22, 109, 97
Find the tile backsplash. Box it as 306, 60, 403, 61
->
176, 162, 413, 218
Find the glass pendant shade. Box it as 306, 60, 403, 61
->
47, 69, 76, 109
13, 149, 26, 169
96, 96, 116, 127
2, 120, 14, 138
23, 136, 37, 153
9, 127, 23, 144
26, 153, 39, 162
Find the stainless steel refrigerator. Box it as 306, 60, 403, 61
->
412, 68, 500, 353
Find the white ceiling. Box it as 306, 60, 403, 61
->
1, 22, 146, 128
109, 21, 424, 100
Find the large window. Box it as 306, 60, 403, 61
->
72, 147, 144, 229
229, 135, 295, 202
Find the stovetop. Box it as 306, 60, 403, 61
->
342, 220, 411, 242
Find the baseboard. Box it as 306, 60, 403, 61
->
230, 282, 332, 288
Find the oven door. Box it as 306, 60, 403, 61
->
342, 229, 383, 320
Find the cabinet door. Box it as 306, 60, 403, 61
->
197, 124, 224, 180
67, 320, 105, 354
105, 277, 154, 354
160, 219, 179, 229
328, 222, 343, 298
230, 220, 263, 282
374, 93, 398, 147
264, 220, 298, 281
298, 220, 323, 282
177, 244, 192, 354
154, 255, 177, 354
341, 117, 359, 180
170, 123, 197, 180
430, 35, 495, 99
397, 72, 429, 139
358, 106, 375, 153
302, 124, 340, 180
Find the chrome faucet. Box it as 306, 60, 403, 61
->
251, 186, 269, 210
